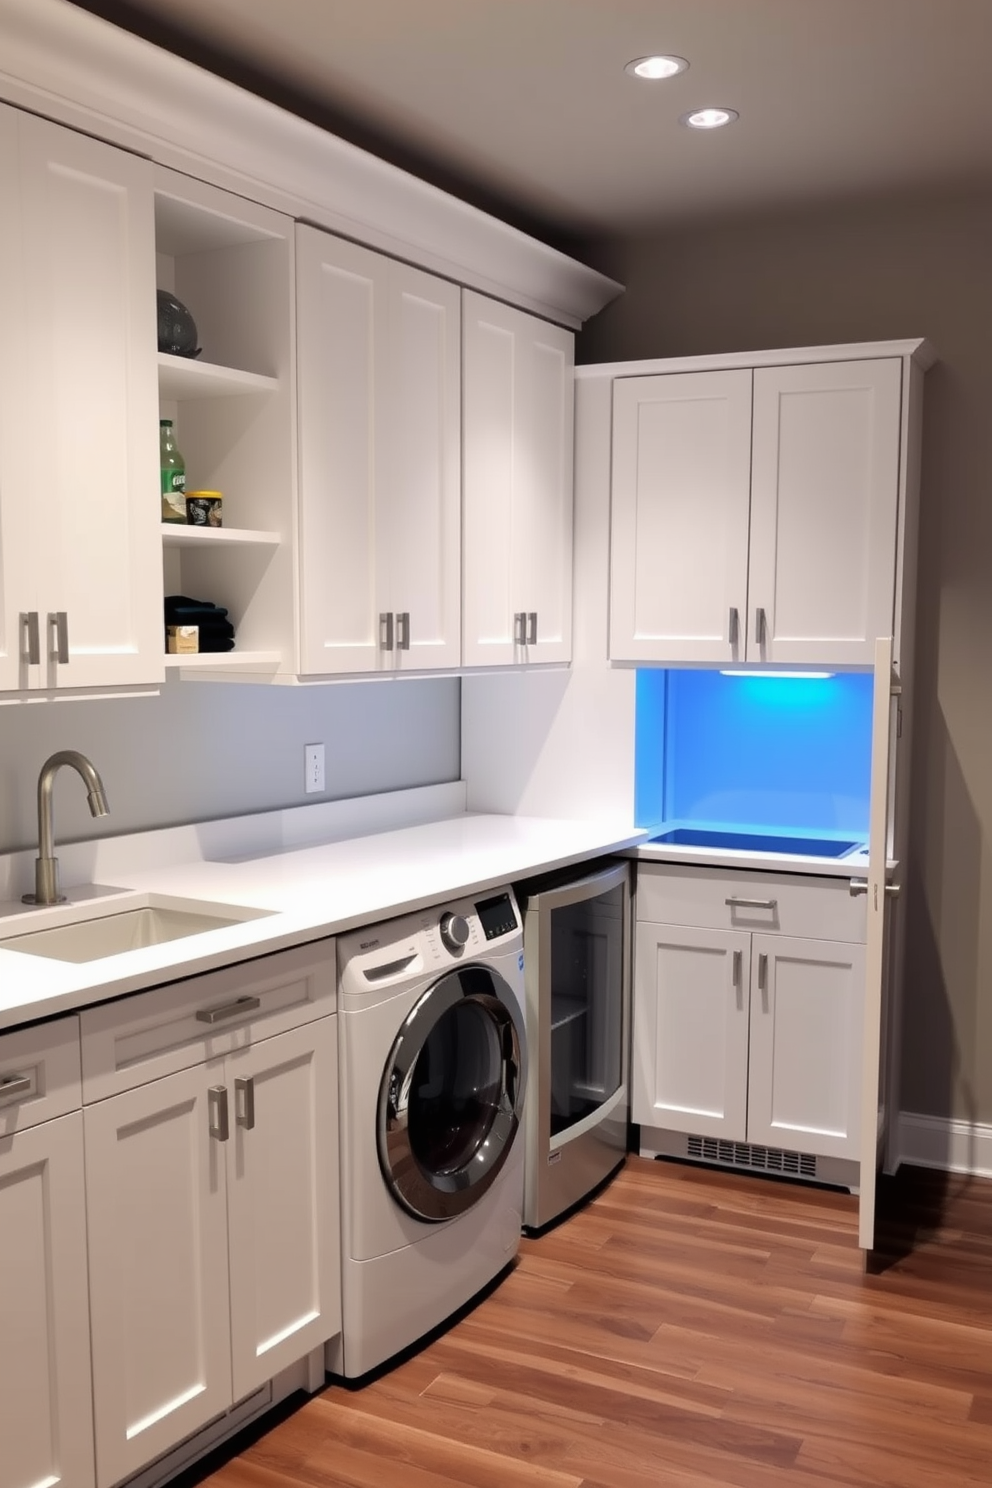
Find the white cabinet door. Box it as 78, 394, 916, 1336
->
0, 1113, 95, 1488
610, 370, 752, 664
18, 112, 162, 691
463, 292, 574, 666
227, 1017, 340, 1399
0, 105, 33, 692
296, 227, 460, 675
383, 260, 461, 672
296, 227, 381, 675
747, 933, 865, 1161
632, 921, 750, 1141
85, 1063, 233, 1488
748, 359, 902, 666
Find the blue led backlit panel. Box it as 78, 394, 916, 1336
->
635, 669, 872, 838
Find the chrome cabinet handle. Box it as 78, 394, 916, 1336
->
21, 612, 40, 665
755, 607, 767, 647
725, 896, 778, 911
396, 611, 410, 651
0, 1072, 32, 1102
732, 949, 743, 1009
235, 1076, 255, 1131
49, 612, 69, 664
849, 879, 900, 899
208, 1085, 229, 1142
728, 607, 739, 648
379, 611, 394, 652
758, 952, 769, 1011
526, 612, 538, 646
513, 611, 527, 645
195, 994, 261, 1025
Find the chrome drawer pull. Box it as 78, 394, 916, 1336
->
526, 611, 538, 646
725, 896, 778, 911
235, 1076, 255, 1131
208, 1085, 229, 1142
758, 952, 769, 1011
755, 607, 767, 646
195, 995, 261, 1025
732, 949, 743, 1009
728, 607, 739, 647
513, 611, 527, 645
0, 1073, 32, 1101
379, 611, 394, 652
396, 611, 411, 651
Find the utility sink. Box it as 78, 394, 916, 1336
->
0, 896, 273, 963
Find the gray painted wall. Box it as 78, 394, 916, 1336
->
0, 676, 460, 854
579, 189, 992, 1129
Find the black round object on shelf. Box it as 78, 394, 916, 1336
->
156, 289, 201, 358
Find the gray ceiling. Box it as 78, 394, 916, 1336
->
72, 0, 992, 243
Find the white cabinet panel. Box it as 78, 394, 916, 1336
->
632, 921, 749, 1141
297, 227, 460, 675
748, 359, 902, 665
12, 109, 162, 692
85, 1063, 233, 1488
227, 1017, 340, 1399
610, 369, 752, 664
0, 106, 31, 692
463, 292, 574, 666
0, 1113, 95, 1488
296, 229, 380, 674
610, 354, 905, 668
747, 935, 865, 1160
634, 866, 866, 1166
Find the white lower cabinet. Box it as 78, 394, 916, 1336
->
633, 865, 866, 1165
82, 947, 340, 1488
0, 1112, 95, 1488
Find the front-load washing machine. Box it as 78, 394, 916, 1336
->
329, 886, 527, 1379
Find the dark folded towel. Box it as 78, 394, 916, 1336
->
197, 636, 236, 653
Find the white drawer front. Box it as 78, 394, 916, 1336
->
0, 1016, 81, 1132
635, 863, 866, 944
81, 940, 336, 1102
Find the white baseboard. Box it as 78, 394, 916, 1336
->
895, 1111, 992, 1178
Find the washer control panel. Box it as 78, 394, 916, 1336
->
338, 885, 522, 993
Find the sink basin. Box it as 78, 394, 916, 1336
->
1, 897, 272, 963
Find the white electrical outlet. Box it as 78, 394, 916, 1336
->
304, 743, 325, 794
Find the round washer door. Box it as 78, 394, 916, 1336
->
377, 962, 526, 1222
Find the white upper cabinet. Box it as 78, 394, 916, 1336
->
748, 359, 902, 666
0, 104, 163, 694
610, 354, 904, 668
296, 226, 461, 675
462, 292, 574, 667
610, 369, 752, 665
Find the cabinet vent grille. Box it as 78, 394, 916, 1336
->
686, 1134, 818, 1180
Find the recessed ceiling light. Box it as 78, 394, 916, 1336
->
624, 55, 689, 81
680, 107, 739, 130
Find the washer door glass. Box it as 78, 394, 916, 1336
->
378, 963, 525, 1222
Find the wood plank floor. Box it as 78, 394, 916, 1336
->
195, 1158, 992, 1488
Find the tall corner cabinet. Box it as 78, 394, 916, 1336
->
610, 338, 932, 1253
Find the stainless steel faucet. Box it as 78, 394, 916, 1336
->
22, 751, 110, 906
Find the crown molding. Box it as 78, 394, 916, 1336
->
0, 0, 622, 329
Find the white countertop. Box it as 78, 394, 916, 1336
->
0, 811, 646, 1031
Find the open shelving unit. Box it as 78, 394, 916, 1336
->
155, 166, 297, 678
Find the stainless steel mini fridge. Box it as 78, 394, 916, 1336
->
517, 858, 631, 1232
